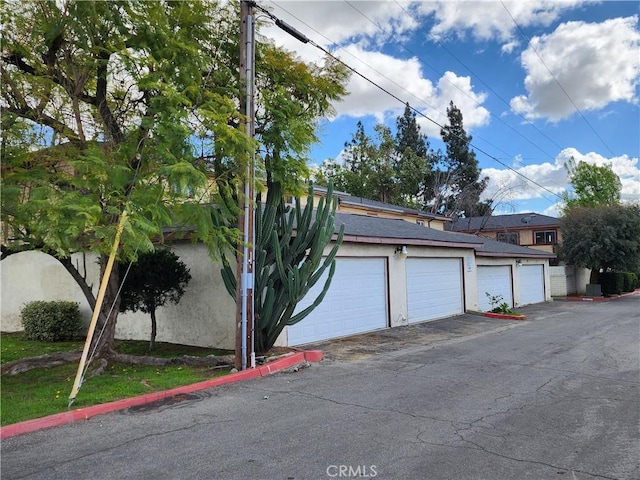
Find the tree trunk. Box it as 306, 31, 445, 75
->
88, 255, 120, 360
150, 307, 157, 351
590, 268, 600, 284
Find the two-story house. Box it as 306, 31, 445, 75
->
447, 213, 561, 255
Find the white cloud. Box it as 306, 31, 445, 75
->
511, 16, 640, 121
557, 148, 640, 202
317, 45, 490, 136
264, 0, 417, 59
420, 0, 584, 43
261, 2, 489, 134
481, 147, 640, 208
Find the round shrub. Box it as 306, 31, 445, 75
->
20, 301, 83, 342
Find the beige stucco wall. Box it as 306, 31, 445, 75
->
2, 241, 550, 349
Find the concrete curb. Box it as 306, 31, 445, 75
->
0, 349, 323, 440
566, 289, 639, 302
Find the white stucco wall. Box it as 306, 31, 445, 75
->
115, 243, 236, 350
0, 246, 236, 350
0, 251, 99, 332
1, 241, 551, 349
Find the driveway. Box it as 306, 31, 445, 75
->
2, 296, 639, 480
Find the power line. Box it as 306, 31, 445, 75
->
347, 0, 564, 165
500, 1, 615, 157
256, 2, 563, 202
391, 0, 566, 156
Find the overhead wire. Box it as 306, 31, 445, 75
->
346, 0, 562, 164
500, 1, 616, 157
392, 0, 566, 156
258, 1, 563, 203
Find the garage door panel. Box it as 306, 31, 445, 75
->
407, 258, 463, 323
477, 265, 513, 311
288, 258, 387, 345
519, 264, 545, 306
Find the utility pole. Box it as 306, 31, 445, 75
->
235, 0, 255, 370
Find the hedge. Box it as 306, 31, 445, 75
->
20, 300, 83, 342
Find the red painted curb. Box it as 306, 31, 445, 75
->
484, 312, 526, 320
0, 350, 322, 440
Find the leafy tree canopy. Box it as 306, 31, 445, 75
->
562, 158, 622, 212
1, 0, 349, 357
2, 0, 247, 261
559, 204, 640, 283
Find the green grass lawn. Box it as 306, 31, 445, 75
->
1, 333, 233, 426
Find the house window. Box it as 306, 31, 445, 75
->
535, 230, 557, 245
497, 232, 519, 245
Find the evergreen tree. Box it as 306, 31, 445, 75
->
396, 103, 428, 158
431, 101, 488, 217
394, 103, 433, 208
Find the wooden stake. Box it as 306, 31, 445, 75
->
68, 212, 128, 406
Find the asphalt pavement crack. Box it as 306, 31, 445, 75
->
454, 434, 622, 480
9, 422, 210, 480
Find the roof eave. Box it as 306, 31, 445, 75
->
476, 251, 556, 259
340, 235, 482, 249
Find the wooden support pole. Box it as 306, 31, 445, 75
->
68, 212, 128, 406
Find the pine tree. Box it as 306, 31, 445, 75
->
394, 103, 433, 208
432, 101, 488, 217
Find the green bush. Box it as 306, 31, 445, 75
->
599, 272, 625, 295
20, 301, 83, 342
622, 272, 638, 292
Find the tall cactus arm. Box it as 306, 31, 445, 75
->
222, 180, 344, 354
287, 259, 337, 325
220, 253, 236, 298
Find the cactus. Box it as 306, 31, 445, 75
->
220, 182, 344, 353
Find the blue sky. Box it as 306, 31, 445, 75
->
260, 0, 640, 217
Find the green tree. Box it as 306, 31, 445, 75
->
316, 120, 425, 207
430, 101, 488, 217
395, 103, 434, 208
559, 204, 640, 284
1, 1, 348, 362
256, 45, 348, 192
119, 249, 192, 351
562, 158, 622, 211
1, 1, 246, 359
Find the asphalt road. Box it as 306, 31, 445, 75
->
2, 296, 639, 480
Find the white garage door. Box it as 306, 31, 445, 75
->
407, 258, 463, 323
287, 257, 388, 345
477, 265, 513, 311
519, 264, 545, 306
